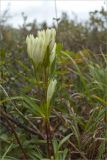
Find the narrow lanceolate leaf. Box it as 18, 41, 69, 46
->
58, 133, 73, 149
23, 96, 45, 118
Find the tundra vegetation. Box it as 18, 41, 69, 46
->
0, 7, 107, 160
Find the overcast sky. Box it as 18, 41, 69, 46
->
1, 0, 105, 27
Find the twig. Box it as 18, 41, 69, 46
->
0, 113, 43, 138
13, 102, 44, 139
0, 109, 28, 160
68, 140, 88, 160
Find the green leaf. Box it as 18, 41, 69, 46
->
22, 96, 45, 118
58, 133, 72, 149
1, 143, 13, 160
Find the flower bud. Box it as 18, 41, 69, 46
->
50, 43, 56, 65
47, 79, 57, 107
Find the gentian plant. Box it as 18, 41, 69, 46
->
26, 28, 57, 158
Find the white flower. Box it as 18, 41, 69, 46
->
26, 28, 56, 68
26, 35, 35, 58
47, 79, 57, 107
50, 43, 56, 65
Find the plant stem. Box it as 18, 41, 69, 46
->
45, 119, 52, 158
44, 68, 53, 158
